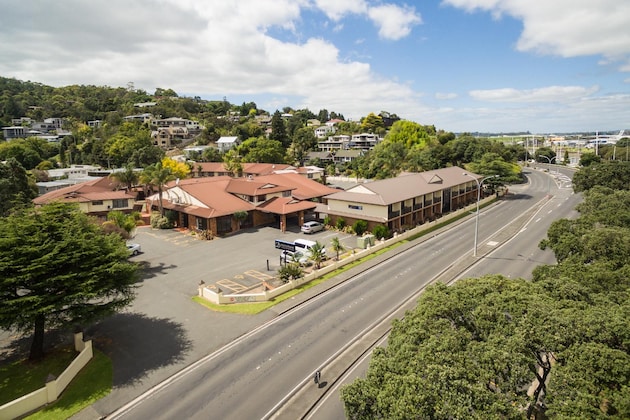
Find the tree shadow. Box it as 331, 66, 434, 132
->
135, 261, 178, 283
86, 313, 192, 386
504, 193, 533, 200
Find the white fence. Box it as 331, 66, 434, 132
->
0, 333, 93, 420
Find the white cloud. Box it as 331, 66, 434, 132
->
435, 92, 458, 100
367, 4, 422, 40
312, 0, 367, 21
469, 85, 600, 103
442, 0, 630, 64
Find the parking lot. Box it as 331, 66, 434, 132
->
131, 224, 359, 295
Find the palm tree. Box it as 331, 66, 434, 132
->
109, 164, 139, 192
140, 161, 175, 217
331, 236, 345, 261
308, 241, 327, 269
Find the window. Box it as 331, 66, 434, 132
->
111, 199, 128, 209
348, 204, 363, 210
92, 200, 103, 206
217, 216, 232, 234
196, 218, 207, 230
282, 191, 291, 197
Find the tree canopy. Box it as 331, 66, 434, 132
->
341, 166, 630, 419
0, 202, 138, 360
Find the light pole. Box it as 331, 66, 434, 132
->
538, 155, 557, 195
463, 173, 498, 257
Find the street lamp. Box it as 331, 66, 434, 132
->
538, 155, 557, 174
538, 155, 557, 195
463, 173, 499, 257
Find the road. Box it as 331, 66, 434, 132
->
107, 168, 578, 420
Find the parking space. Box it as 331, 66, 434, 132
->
131, 225, 359, 296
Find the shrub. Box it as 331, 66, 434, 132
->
323, 215, 332, 226
335, 217, 346, 230
278, 263, 303, 282
353, 220, 368, 236
372, 225, 390, 240
150, 212, 173, 229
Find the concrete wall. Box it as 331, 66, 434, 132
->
0, 333, 93, 420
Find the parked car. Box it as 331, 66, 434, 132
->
301, 221, 324, 234
280, 250, 310, 266
126, 243, 141, 256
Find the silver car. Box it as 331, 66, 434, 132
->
300, 221, 324, 234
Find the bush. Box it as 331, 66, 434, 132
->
335, 217, 346, 230
323, 215, 332, 226
372, 225, 390, 240
353, 220, 368, 236
278, 263, 303, 282
150, 212, 173, 229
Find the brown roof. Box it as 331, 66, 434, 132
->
195, 162, 294, 176
325, 166, 480, 205
225, 178, 293, 196
33, 177, 134, 205
255, 173, 339, 200
258, 196, 317, 215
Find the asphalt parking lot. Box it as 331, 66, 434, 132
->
131, 224, 359, 295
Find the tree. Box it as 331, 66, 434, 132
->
384, 120, 433, 149
233, 210, 248, 229
572, 161, 630, 192
140, 161, 176, 216
288, 127, 317, 166
360, 112, 384, 134
0, 202, 138, 360
0, 158, 37, 216
161, 157, 191, 180
331, 236, 345, 261
109, 164, 139, 192
269, 110, 289, 148
307, 241, 327, 269
237, 137, 285, 163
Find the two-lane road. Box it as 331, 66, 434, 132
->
108, 168, 578, 420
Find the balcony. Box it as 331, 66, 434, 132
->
402, 206, 412, 214
388, 210, 400, 219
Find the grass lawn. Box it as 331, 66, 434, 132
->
0, 347, 112, 420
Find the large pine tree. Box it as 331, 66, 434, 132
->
0, 202, 138, 360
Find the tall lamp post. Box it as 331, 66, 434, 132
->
538, 155, 556, 195
463, 173, 499, 257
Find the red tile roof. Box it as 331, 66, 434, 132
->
33, 177, 134, 205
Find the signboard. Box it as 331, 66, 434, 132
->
275, 239, 296, 252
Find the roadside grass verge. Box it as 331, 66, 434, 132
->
1, 348, 112, 420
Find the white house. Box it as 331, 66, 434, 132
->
217, 136, 240, 152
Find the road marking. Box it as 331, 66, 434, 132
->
535, 218, 541, 223
245, 270, 275, 281
216, 279, 247, 292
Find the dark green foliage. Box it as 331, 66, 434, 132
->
335, 217, 346, 230
342, 172, 630, 419
0, 203, 138, 360
0, 158, 37, 216
371, 225, 389, 240
278, 262, 303, 282
352, 220, 368, 236
572, 161, 630, 192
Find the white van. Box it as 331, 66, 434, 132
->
294, 238, 327, 259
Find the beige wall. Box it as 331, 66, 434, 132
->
326, 199, 388, 220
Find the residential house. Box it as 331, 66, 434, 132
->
314, 125, 335, 139
217, 136, 240, 152
348, 133, 382, 151
317, 135, 351, 151
152, 126, 191, 149
33, 177, 137, 221
332, 149, 363, 164
320, 166, 484, 233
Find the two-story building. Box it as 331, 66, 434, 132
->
320, 166, 484, 233
33, 177, 137, 221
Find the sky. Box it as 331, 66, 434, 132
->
1, 0, 629, 134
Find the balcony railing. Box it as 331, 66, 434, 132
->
388, 210, 400, 219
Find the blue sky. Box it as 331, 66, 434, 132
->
1, 0, 629, 133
